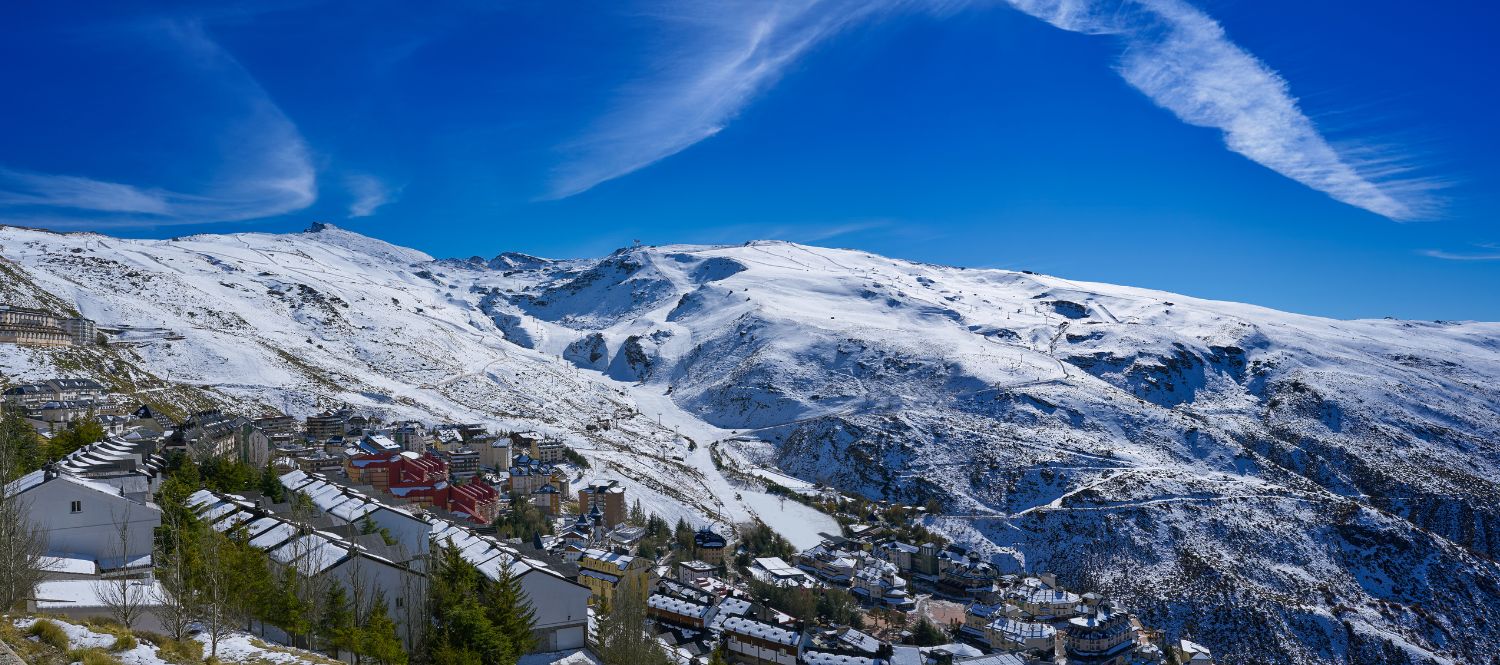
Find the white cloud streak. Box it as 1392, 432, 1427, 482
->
1422, 245, 1500, 261
345, 174, 398, 218
550, 0, 1436, 222
1006, 0, 1437, 221
545, 0, 904, 200
0, 19, 315, 227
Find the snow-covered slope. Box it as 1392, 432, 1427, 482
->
3, 227, 1498, 664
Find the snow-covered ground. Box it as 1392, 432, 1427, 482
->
10, 617, 336, 665
4, 226, 1499, 664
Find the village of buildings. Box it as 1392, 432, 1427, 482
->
0, 371, 1215, 665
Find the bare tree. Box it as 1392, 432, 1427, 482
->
153, 504, 197, 640
199, 528, 236, 659
396, 542, 426, 651
94, 505, 148, 628
0, 418, 47, 611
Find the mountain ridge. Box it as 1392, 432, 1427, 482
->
1, 225, 1497, 665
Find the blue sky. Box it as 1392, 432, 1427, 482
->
2, 1, 1497, 320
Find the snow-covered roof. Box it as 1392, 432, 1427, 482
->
802, 652, 876, 665
33, 579, 160, 609
990, 617, 1056, 640
580, 547, 636, 567
428, 516, 575, 582
721, 617, 798, 646
4, 468, 145, 504
40, 555, 96, 576
648, 594, 710, 619
753, 557, 802, 577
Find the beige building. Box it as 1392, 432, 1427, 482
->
0, 306, 95, 347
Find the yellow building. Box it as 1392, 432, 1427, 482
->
577, 547, 652, 606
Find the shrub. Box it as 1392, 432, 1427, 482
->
27, 620, 70, 650
66, 648, 122, 665
109, 633, 138, 652
149, 636, 203, 664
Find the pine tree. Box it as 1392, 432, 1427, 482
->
0, 406, 41, 480
427, 544, 513, 665
484, 560, 537, 659
0, 406, 45, 611
259, 462, 285, 503
673, 518, 694, 553
318, 582, 356, 658
360, 592, 407, 665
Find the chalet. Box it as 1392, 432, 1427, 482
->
278, 470, 432, 568
647, 594, 712, 630
187, 490, 427, 648
677, 559, 716, 583
167, 409, 244, 460
4, 378, 107, 409
751, 557, 816, 588
849, 558, 915, 610
51, 437, 166, 501
1172, 639, 1215, 664
806, 626, 883, 660
721, 616, 799, 665
429, 519, 591, 651
796, 541, 857, 584
5, 466, 161, 570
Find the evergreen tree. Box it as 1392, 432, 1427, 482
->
912, 617, 947, 647
227, 529, 272, 631
270, 566, 313, 645
673, 518, 694, 553
360, 592, 407, 665
427, 544, 514, 665
318, 582, 356, 658
628, 499, 645, 526
0, 406, 45, 611
485, 559, 537, 659
0, 406, 41, 480
46, 417, 104, 460
259, 462, 286, 503
494, 492, 552, 541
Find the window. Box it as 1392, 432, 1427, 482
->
395, 597, 404, 608
70, 501, 81, 513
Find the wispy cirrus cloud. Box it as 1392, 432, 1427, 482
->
345, 174, 400, 218
544, 0, 905, 200
1421, 244, 1500, 261
549, 0, 1437, 222
1006, 0, 1438, 221
0, 19, 315, 228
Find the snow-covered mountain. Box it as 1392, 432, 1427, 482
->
3, 225, 1498, 664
